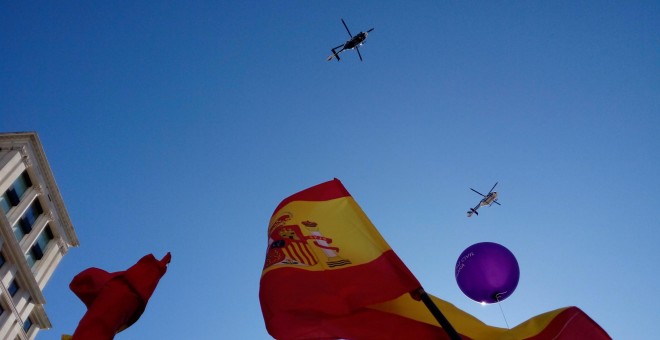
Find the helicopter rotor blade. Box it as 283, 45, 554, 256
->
366, 28, 374, 33
493, 200, 501, 206
356, 46, 363, 61
470, 188, 486, 197
341, 18, 353, 37
488, 182, 498, 194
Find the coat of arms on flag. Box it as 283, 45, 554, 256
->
264, 212, 351, 270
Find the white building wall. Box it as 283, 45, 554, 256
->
0, 132, 79, 339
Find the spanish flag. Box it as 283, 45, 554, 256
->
259, 179, 610, 339
260, 179, 431, 339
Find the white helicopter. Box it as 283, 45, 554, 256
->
467, 182, 501, 217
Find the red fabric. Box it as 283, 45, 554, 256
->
271, 178, 350, 216
69, 267, 120, 309
261, 250, 420, 322
266, 306, 454, 340
70, 252, 171, 340
260, 252, 425, 339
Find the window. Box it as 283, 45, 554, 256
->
25, 250, 37, 268
21, 199, 43, 230
13, 172, 32, 200
0, 192, 11, 213
26, 246, 44, 268
12, 222, 25, 241
0, 252, 5, 268
26, 245, 43, 268
8, 280, 19, 297
36, 225, 54, 251
22, 316, 32, 333
12, 199, 43, 241
25, 225, 54, 267
1, 172, 32, 213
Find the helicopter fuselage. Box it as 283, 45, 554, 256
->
343, 32, 368, 50
481, 192, 498, 206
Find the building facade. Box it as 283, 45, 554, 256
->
0, 132, 79, 339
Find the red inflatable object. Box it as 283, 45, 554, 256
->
69, 252, 171, 340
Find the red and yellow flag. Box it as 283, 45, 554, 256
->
259, 179, 610, 339
259, 178, 431, 339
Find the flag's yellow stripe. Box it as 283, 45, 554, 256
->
263, 197, 393, 276
369, 293, 567, 339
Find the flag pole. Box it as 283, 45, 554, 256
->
415, 288, 462, 340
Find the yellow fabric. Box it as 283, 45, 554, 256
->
369, 293, 567, 340
61, 335, 72, 340
262, 197, 393, 276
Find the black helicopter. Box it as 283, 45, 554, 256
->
327, 19, 374, 62
467, 182, 501, 217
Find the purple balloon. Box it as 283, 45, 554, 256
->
455, 242, 519, 304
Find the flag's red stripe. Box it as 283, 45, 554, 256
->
260, 250, 420, 330
265, 305, 466, 340
272, 178, 350, 216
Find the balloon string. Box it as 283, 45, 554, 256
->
496, 294, 510, 329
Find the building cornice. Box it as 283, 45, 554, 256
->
0, 132, 79, 247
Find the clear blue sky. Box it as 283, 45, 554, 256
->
2, 2, 659, 339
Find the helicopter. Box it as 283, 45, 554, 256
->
326, 19, 374, 62
467, 182, 501, 217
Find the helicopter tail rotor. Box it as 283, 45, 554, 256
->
326, 53, 341, 61
327, 47, 342, 61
